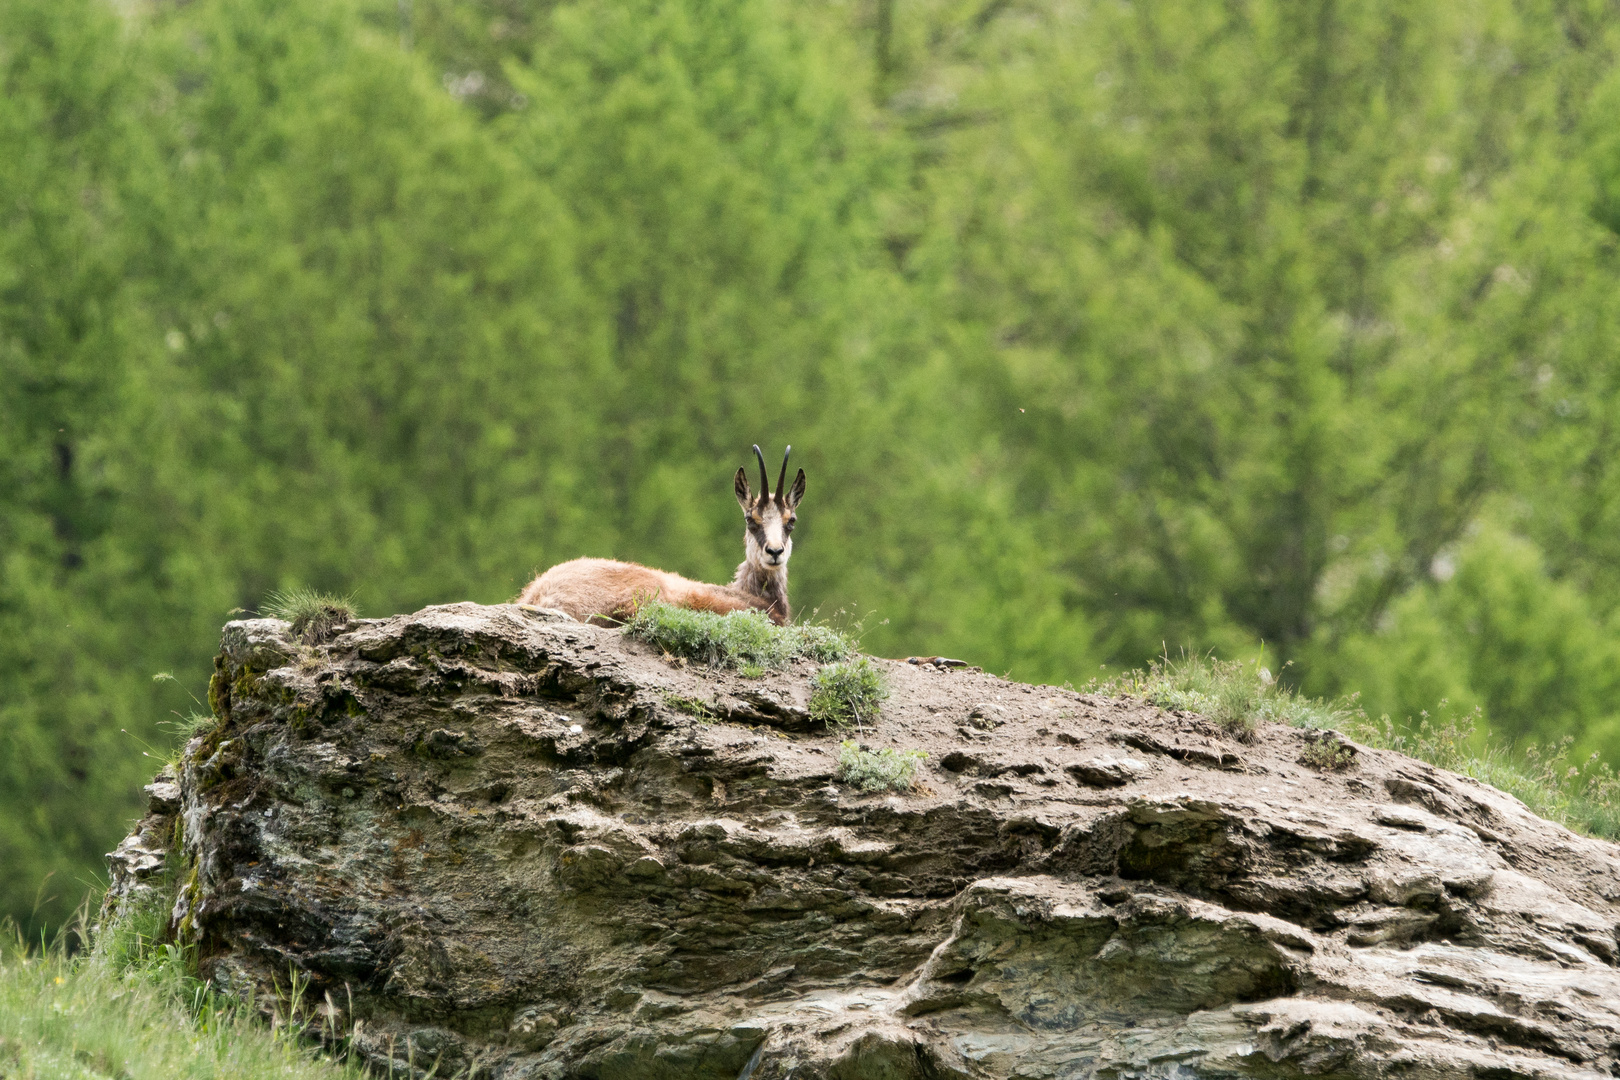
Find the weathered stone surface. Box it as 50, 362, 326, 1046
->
101, 765, 179, 926
1065, 755, 1149, 787
105, 603, 1620, 1079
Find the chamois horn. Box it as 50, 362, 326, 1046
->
776, 446, 791, 506
753, 445, 770, 503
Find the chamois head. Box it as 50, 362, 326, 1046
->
734, 445, 805, 571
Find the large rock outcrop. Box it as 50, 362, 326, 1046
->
104, 604, 1620, 1078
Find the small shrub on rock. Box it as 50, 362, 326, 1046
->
1299, 729, 1358, 771
809, 658, 888, 729
623, 601, 853, 673
837, 741, 925, 792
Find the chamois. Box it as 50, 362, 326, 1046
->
516, 446, 806, 626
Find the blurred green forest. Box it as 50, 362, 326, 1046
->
8, 0, 1620, 931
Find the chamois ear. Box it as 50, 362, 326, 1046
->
734, 466, 753, 510
785, 468, 806, 509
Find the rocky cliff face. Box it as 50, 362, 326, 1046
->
104, 604, 1620, 1079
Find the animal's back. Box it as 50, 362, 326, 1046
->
516, 558, 763, 625
516, 558, 655, 625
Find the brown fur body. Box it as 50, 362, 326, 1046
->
516, 557, 784, 627
515, 445, 805, 627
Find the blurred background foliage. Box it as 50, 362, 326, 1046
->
6, 0, 1620, 931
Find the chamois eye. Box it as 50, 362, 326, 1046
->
784, 520, 795, 533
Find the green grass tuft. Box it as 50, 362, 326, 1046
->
836, 740, 926, 792
261, 588, 357, 645
622, 601, 853, 673
1103, 651, 1352, 740
809, 658, 889, 729
161, 709, 219, 740
662, 693, 716, 721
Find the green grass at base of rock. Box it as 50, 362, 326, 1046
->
623, 601, 852, 672
1, 900, 362, 1080
1102, 652, 1620, 840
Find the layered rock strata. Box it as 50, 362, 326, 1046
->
103, 603, 1620, 1078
